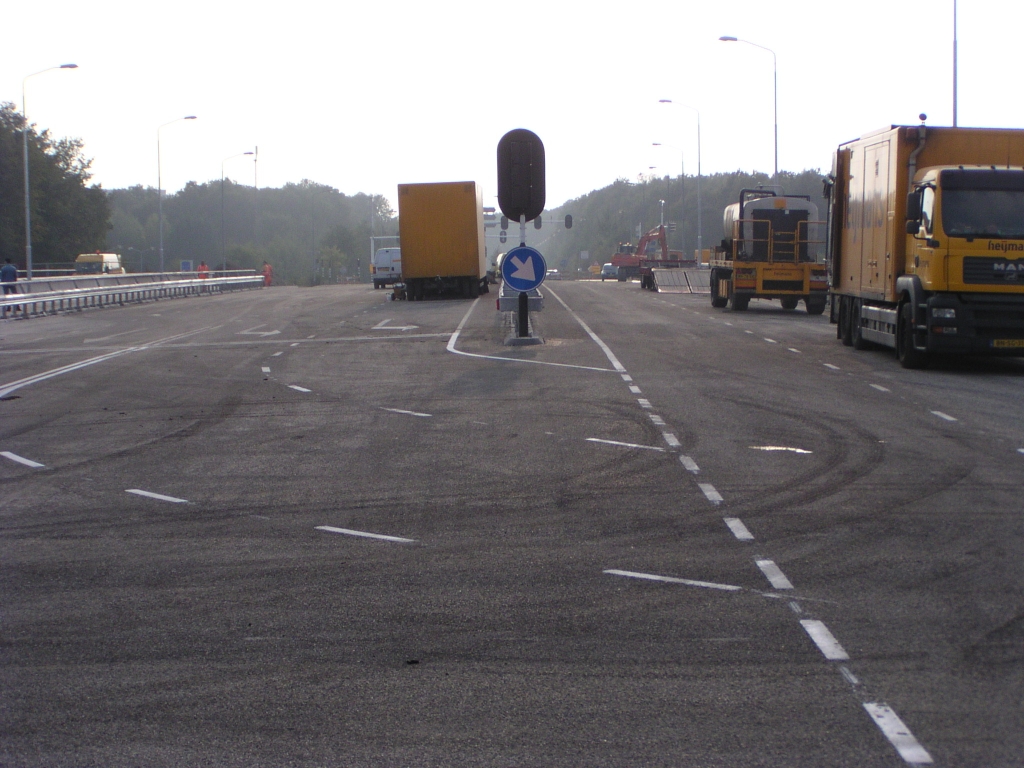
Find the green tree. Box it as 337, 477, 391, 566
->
0, 102, 109, 266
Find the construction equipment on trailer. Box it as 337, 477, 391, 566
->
708, 189, 827, 313
610, 225, 696, 289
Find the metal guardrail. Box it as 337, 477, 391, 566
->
1, 274, 264, 319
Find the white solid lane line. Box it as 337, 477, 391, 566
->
756, 559, 794, 590
545, 286, 628, 372
288, 385, 312, 393
1, 451, 45, 468
604, 569, 743, 592
750, 445, 813, 454
930, 410, 957, 422
316, 526, 416, 543
862, 703, 934, 764
383, 407, 432, 418
723, 517, 754, 541
126, 489, 188, 504
799, 619, 850, 660
586, 438, 664, 452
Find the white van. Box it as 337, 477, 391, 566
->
371, 247, 401, 289
75, 252, 125, 274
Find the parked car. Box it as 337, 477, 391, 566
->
600, 263, 617, 281
545, 269, 561, 280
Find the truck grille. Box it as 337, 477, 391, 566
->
762, 280, 804, 292
963, 257, 1024, 285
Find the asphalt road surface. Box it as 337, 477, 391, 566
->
2, 281, 1022, 767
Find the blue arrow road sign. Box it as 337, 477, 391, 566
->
501, 246, 547, 292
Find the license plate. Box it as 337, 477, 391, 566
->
991, 339, 1024, 348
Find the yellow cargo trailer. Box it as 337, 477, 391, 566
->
397, 181, 488, 300
827, 122, 1024, 367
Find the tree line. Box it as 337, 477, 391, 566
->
108, 181, 395, 286
542, 169, 827, 275
0, 103, 109, 266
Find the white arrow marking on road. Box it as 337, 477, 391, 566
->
373, 319, 419, 331
238, 324, 281, 337
1, 451, 45, 468
510, 255, 536, 282
126, 489, 189, 504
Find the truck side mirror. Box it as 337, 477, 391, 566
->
905, 191, 921, 221
905, 219, 920, 235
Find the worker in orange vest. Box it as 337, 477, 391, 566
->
197, 261, 210, 279
262, 261, 273, 287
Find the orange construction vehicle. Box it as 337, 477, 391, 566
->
610, 224, 696, 290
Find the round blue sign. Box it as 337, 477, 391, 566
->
501, 246, 547, 292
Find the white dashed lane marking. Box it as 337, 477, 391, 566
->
756, 559, 794, 590
587, 438, 664, 452
870, 384, 890, 392
723, 518, 754, 541
637, 398, 652, 409
862, 703, 934, 764
662, 433, 681, 448
316, 526, 416, 543
382, 408, 432, 418
126, 489, 188, 504
699, 484, 723, 504
629, 385, 642, 394
261, 367, 271, 373
931, 410, 957, 422
1, 451, 45, 468
649, 414, 666, 426
288, 385, 312, 393
799, 619, 850, 660
679, 455, 700, 473
823, 363, 841, 371
604, 569, 743, 592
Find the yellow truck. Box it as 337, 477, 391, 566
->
708, 189, 828, 313
827, 123, 1024, 367
396, 181, 488, 300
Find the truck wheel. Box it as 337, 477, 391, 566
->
806, 296, 827, 316
469, 278, 480, 298
730, 293, 749, 312
851, 299, 870, 350
710, 270, 728, 308
897, 302, 928, 369
780, 297, 798, 310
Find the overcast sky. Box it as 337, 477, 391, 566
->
3, 0, 1019, 213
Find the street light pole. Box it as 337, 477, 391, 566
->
652, 143, 685, 254
222, 151, 255, 272
22, 63, 77, 280
658, 99, 703, 258
157, 115, 197, 273
719, 36, 777, 182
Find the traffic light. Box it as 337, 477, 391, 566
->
497, 129, 545, 223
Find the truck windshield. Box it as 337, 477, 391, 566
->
941, 169, 1024, 239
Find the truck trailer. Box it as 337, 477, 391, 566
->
396, 181, 488, 300
708, 189, 828, 313
827, 123, 1024, 367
